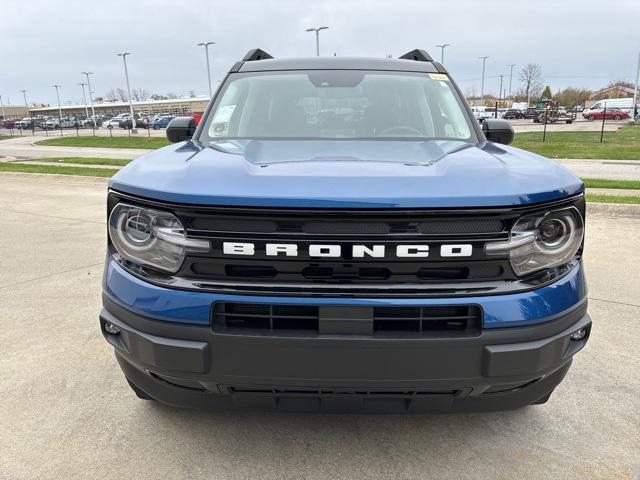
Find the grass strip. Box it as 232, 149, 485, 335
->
35, 157, 130, 166
582, 178, 640, 190
35, 136, 169, 149
0, 162, 117, 177
512, 124, 640, 160
586, 194, 640, 205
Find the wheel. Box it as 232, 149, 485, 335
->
531, 390, 554, 405
127, 379, 154, 400
586, 115, 594, 121
107, 125, 113, 130
614, 115, 621, 120
153, 125, 160, 130
566, 120, 572, 124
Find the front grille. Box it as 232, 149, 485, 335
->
174, 206, 519, 289
213, 302, 482, 337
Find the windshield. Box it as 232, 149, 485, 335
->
202, 70, 474, 141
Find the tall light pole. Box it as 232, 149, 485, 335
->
498, 75, 504, 102
20, 89, 28, 111
507, 64, 515, 102
117, 52, 136, 131
631, 51, 640, 124
435, 44, 450, 64
0, 95, 5, 121
197, 42, 215, 98
479, 56, 489, 102
81, 72, 97, 127
82, 72, 97, 127
306, 26, 328, 56
78, 83, 89, 118
52, 85, 63, 133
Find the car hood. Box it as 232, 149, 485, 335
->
109, 139, 583, 208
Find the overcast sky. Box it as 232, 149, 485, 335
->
2, 0, 638, 106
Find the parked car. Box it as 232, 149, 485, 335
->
101, 48, 591, 413
119, 114, 148, 129
523, 107, 538, 119
102, 118, 122, 129
582, 108, 630, 121
502, 109, 523, 120
149, 115, 174, 129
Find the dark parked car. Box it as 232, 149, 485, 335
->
523, 107, 538, 119
119, 115, 148, 129
502, 109, 523, 120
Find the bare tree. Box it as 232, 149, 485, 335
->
131, 88, 150, 101
106, 88, 129, 102
165, 92, 178, 99
518, 64, 543, 105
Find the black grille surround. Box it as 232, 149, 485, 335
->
107, 191, 585, 298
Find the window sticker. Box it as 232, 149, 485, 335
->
428, 73, 449, 81
213, 105, 236, 123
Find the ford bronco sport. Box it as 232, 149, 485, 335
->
100, 49, 590, 413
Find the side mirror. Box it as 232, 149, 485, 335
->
482, 118, 514, 145
166, 116, 197, 143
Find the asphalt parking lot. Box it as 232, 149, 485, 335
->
1, 173, 638, 480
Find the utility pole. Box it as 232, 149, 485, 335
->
479, 56, 489, 102
82, 72, 97, 128
507, 64, 515, 101
306, 26, 329, 56
498, 75, 504, 101
435, 44, 450, 64
78, 83, 89, 118
197, 42, 215, 98
21, 89, 28, 111
117, 52, 136, 131
632, 51, 640, 124
52, 84, 63, 133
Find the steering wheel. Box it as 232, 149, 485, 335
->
376, 125, 423, 137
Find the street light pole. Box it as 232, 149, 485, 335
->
306, 26, 328, 56
21, 89, 28, 111
632, 51, 640, 124
117, 52, 136, 131
507, 64, 515, 102
435, 44, 450, 64
197, 42, 215, 98
498, 75, 504, 101
0, 95, 5, 121
52, 84, 63, 134
82, 72, 97, 128
479, 56, 489, 102
78, 83, 89, 118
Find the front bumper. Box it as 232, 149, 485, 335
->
100, 292, 590, 413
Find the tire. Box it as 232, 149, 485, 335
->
127, 379, 154, 400
614, 115, 621, 120
153, 125, 160, 130
586, 116, 594, 121
107, 125, 113, 130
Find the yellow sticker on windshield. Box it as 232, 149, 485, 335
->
428, 73, 449, 81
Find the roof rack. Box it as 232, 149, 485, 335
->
398, 49, 434, 62
242, 48, 273, 61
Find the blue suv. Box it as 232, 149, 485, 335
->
100, 49, 590, 413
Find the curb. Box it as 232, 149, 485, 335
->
587, 202, 640, 218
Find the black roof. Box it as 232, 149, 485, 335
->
235, 56, 442, 73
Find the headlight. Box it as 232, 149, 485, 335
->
108, 203, 209, 273
486, 206, 584, 276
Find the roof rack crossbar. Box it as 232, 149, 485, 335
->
242, 48, 274, 61
398, 49, 434, 62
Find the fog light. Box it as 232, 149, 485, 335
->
570, 327, 588, 341
104, 321, 121, 335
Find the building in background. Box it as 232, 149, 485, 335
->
29, 97, 210, 118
